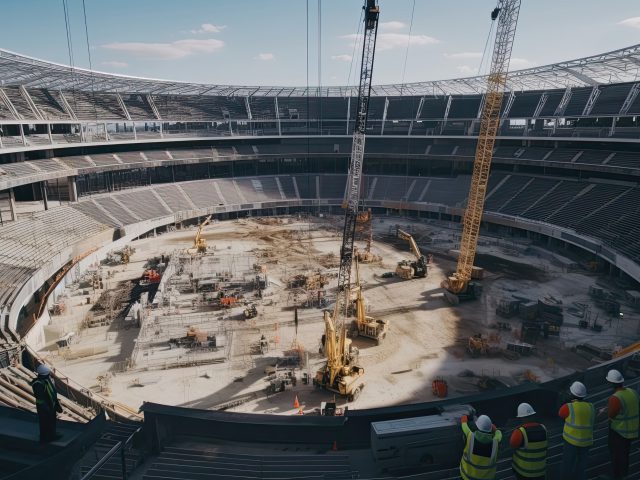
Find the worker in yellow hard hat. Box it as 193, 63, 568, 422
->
459, 412, 502, 480
558, 381, 594, 480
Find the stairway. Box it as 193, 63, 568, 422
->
78, 421, 144, 480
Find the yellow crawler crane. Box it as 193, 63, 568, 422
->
314, 310, 365, 401
442, 0, 521, 305
350, 257, 388, 344
188, 215, 212, 254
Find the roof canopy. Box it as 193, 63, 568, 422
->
1, 44, 639, 97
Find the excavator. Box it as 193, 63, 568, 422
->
314, 0, 379, 399
314, 310, 365, 401
441, 0, 521, 305
350, 257, 388, 344
612, 341, 640, 359
395, 228, 429, 279
188, 215, 212, 255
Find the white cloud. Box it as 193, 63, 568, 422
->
444, 52, 482, 59
379, 21, 406, 31
509, 57, 535, 69
100, 60, 128, 68
341, 33, 439, 51
618, 17, 640, 29
101, 38, 225, 59
191, 23, 227, 34
331, 54, 352, 62
256, 53, 274, 61
456, 65, 475, 75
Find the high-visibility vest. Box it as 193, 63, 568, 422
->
562, 401, 594, 447
610, 388, 640, 440
512, 423, 548, 478
32, 378, 57, 408
460, 431, 499, 480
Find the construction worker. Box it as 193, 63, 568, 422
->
510, 402, 547, 479
603, 369, 639, 479
558, 381, 595, 480
460, 413, 502, 480
31, 364, 63, 442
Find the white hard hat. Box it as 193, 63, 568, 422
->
36, 364, 51, 376
570, 381, 587, 398
476, 414, 493, 433
606, 369, 624, 384
517, 402, 536, 418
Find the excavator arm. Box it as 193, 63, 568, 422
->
397, 228, 422, 260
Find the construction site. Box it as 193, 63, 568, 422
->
35, 213, 640, 415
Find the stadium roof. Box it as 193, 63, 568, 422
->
1, 44, 640, 97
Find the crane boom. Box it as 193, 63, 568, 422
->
335, 0, 380, 321
446, 0, 521, 295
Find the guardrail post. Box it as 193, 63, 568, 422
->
121, 444, 127, 480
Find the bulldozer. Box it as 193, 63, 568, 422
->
350, 257, 388, 344
314, 311, 365, 401
187, 215, 212, 255
395, 228, 428, 279
244, 303, 258, 319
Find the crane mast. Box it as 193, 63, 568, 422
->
335, 0, 380, 323
445, 0, 521, 297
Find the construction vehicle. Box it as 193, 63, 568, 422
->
395, 228, 428, 279
244, 303, 258, 319
350, 257, 388, 344
441, 0, 521, 305
169, 326, 218, 349
315, 0, 379, 399
468, 334, 489, 357
140, 269, 161, 286
188, 215, 212, 254
314, 311, 365, 401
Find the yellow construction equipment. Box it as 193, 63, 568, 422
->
395, 228, 428, 279
612, 341, 640, 358
442, 0, 521, 305
355, 209, 380, 263
350, 257, 388, 344
188, 215, 212, 254
314, 310, 365, 401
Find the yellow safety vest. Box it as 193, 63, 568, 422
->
460, 432, 499, 480
512, 424, 548, 478
563, 401, 594, 447
611, 388, 640, 440
33, 378, 57, 408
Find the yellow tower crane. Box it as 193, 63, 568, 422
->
442, 0, 521, 305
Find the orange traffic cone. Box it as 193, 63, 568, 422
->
332, 440, 338, 451
293, 395, 300, 409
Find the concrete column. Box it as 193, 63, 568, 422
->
41, 182, 49, 210
8, 188, 16, 222
68, 177, 78, 202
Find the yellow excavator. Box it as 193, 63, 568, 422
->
188, 215, 212, 255
350, 257, 388, 344
314, 310, 365, 401
442, 1, 521, 305
395, 228, 428, 279
613, 341, 640, 358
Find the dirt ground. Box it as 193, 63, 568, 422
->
39, 215, 640, 415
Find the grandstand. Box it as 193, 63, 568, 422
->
0, 40, 639, 480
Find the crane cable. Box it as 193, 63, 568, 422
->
81, 0, 99, 122
399, 0, 416, 93
478, 2, 501, 76
346, 8, 365, 90
61, 0, 79, 114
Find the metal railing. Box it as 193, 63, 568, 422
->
80, 426, 141, 480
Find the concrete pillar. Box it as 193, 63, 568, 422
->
41, 182, 49, 210
68, 177, 78, 202
8, 188, 16, 222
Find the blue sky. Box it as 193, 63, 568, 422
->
1, 0, 639, 86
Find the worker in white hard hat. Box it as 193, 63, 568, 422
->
510, 403, 548, 479
459, 412, 502, 480
558, 381, 594, 480
603, 369, 639, 479
31, 364, 63, 442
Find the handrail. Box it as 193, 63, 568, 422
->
80, 426, 141, 480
